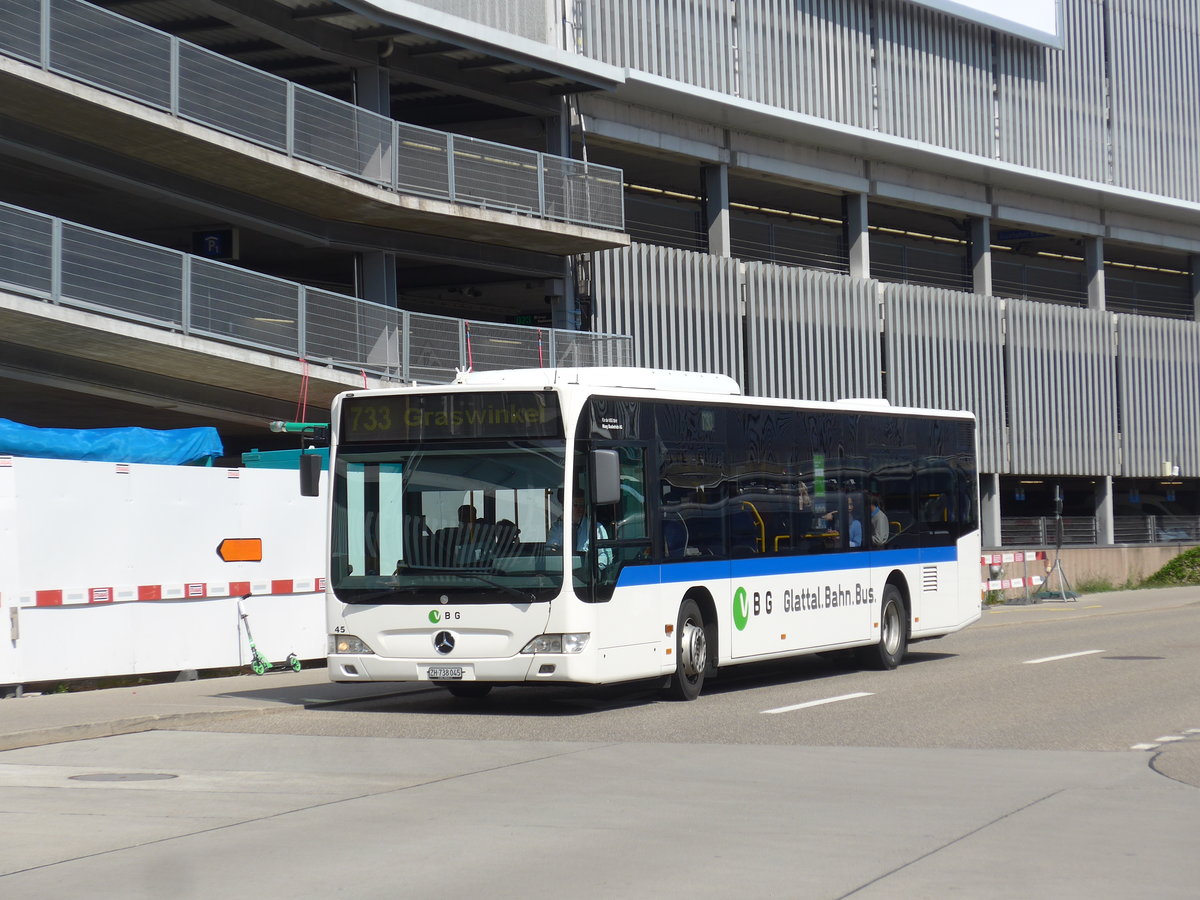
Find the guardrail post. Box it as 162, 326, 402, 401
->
297, 286, 307, 358
286, 82, 295, 158
391, 121, 399, 191
181, 255, 191, 333
40, 0, 51, 70
50, 216, 62, 303
401, 310, 410, 382
446, 134, 456, 202
169, 37, 180, 116
537, 152, 546, 219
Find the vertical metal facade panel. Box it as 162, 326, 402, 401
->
1116, 315, 1200, 477
874, 0, 994, 156
737, 0, 873, 127
882, 284, 1006, 473
1108, 0, 1200, 202
591, 243, 743, 381
409, 1, 556, 42
571, 1, 1200, 205
1005, 300, 1117, 476
741, 263, 882, 403
996, 0, 1108, 183
573, 0, 734, 93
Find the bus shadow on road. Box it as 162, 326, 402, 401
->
699, 648, 958, 697
304, 649, 960, 717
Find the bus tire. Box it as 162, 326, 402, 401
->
442, 682, 493, 699
667, 598, 708, 701
856, 584, 907, 670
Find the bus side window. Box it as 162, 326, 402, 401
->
615, 447, 647, 540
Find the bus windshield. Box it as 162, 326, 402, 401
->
331, 442, 566, 604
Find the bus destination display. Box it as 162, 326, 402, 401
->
340, 391, 561, 443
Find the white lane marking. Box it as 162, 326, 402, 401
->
1155, 735, 1186, 742
1131, 743, 1160, 751
762, 692, 874, 715
1023, 649, 1105, 665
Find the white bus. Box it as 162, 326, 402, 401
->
323, 367, 981, 700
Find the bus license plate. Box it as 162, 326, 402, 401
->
426, 665, 465, 680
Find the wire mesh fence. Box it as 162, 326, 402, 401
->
0, 199, 632, 383
5, 0, 623, 232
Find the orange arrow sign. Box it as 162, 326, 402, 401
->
217, 538, 262, 562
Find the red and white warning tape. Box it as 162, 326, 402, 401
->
981, 575, 1046, 591
980, 550, 1049, 592
980, 551, 1047, 565
18, 578, 325, 608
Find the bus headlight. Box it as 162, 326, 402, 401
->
329, 634, 374, 655
520, 633, 590, 654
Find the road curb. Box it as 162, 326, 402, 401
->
0, 707, 283, 752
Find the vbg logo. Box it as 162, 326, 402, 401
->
428, 610, 441, 624
733, 587, 749, 631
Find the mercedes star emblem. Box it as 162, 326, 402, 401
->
433, 631, 455, 654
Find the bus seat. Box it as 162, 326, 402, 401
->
662, 518, 687, 559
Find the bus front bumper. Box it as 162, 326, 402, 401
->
327, 653, 596, 684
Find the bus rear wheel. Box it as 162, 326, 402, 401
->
856, 584, 907, 670
667, 599, 708, 701
441, 682, 493, 699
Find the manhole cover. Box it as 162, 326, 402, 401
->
69, 773, 178, 782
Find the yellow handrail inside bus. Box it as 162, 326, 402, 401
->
741, 500, 766, 553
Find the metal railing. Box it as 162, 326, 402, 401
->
0, 0, 624, 232
1000, 517, 1098, 546
0, 199, 631, 381
1002, 515, 1200, 546
1113, 516, 1200, 544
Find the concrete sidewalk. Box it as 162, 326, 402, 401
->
0, 665, 417, 752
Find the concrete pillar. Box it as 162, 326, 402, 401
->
969, 217, 992, 296
844, 193, 870, 280
549, 275, 577, 330
360, 252, 398, 307
355, 65, 390, 116
981, 473, 1002, 549
1190, 254, 1200, 322
702, 164, 731, 258
546, 98, 571, 157
1085, 236, 1105, 311
1094, 475, 1115, 546
355, 66, 399, 308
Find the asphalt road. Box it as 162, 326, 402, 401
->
2, 589, 1199, 898
172, 590, 1200, 754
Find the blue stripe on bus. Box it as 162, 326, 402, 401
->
614, 545, 959, 589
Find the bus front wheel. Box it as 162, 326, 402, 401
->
857, 584, 907, 670
668, 599, 708, 701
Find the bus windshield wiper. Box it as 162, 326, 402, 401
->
400, 565, 537, 603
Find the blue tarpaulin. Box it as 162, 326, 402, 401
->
0, 419, 224, 465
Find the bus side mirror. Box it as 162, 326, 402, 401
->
300, 452, 322, 497
591, 449, 620, 506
